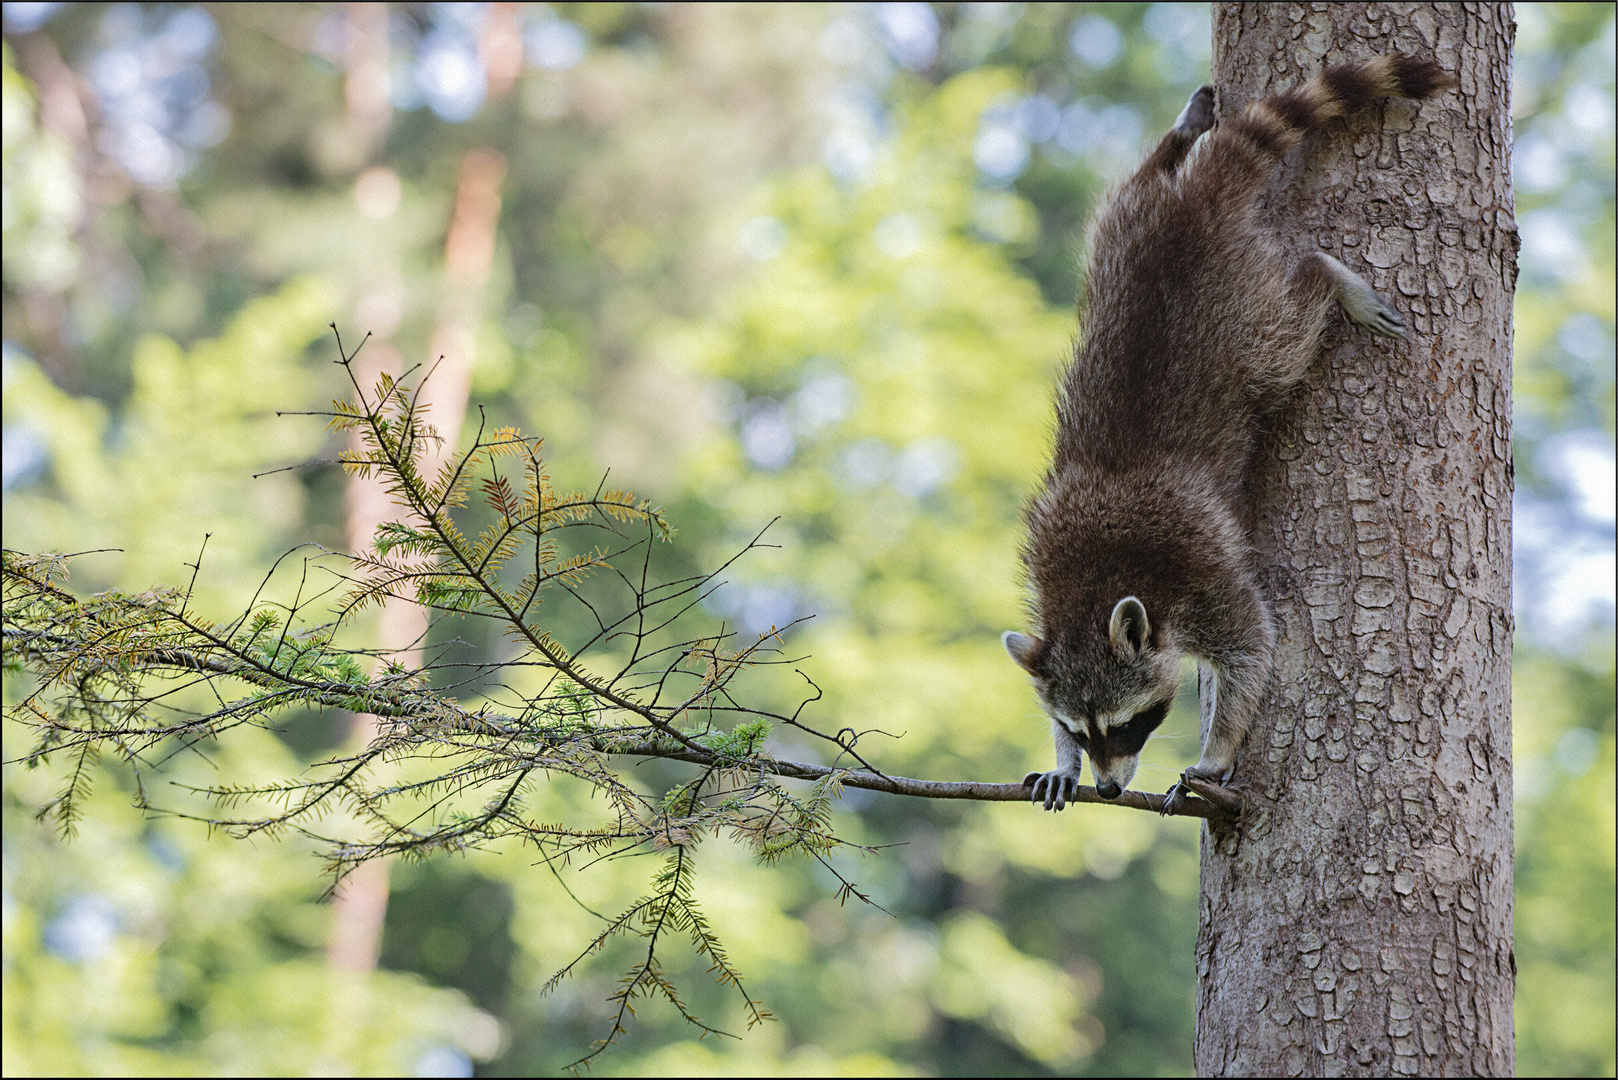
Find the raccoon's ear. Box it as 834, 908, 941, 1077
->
1109, 596, 1150, 656
1002, 631, 1045, 674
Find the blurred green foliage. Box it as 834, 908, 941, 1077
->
3, 4, 1612, 1077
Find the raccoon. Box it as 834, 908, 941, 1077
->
1004, 56, 1457, 813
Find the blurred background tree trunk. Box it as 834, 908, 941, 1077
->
1196, 5, 1516, 1075
328, 148, 507, 978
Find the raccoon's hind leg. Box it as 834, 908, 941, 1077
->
1138, 85, 1215, 177
1298, 251, 1407, 340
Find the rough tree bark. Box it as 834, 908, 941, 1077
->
1197, 5, 1515, 1076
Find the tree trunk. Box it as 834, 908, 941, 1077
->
327, 148, 507, 976
1196, 5, 1516, 1076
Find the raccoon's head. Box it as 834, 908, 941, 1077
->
1003, 595, 1181, 799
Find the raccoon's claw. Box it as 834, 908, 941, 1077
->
1024, 769, 1084, 812
1161, 779, 1190, 817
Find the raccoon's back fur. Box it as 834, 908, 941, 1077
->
1006, 55, 1457, 812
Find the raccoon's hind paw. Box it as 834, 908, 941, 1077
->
1347, 291, 1408, 339
1025, 769, 1084, 812
1174, 85, 1215, 137
1324, 254, 1408, 339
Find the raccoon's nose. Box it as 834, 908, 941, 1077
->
1096, 780, 1122, 800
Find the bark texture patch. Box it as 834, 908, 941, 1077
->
1197, 4, 1515, 1076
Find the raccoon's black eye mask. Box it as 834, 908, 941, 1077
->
1104, 700, 1172, 756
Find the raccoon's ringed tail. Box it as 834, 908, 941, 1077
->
1233, 54, 1459, 159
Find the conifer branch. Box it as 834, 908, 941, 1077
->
0, 333, 1235, 1062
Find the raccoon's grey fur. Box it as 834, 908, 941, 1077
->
1004, 55, 1457, 812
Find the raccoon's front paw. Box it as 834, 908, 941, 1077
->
1162, 763, 1232, 816
1182, 760, 1232, 785
1024, 769, 1084, 812
1161, 780, 1189, 817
